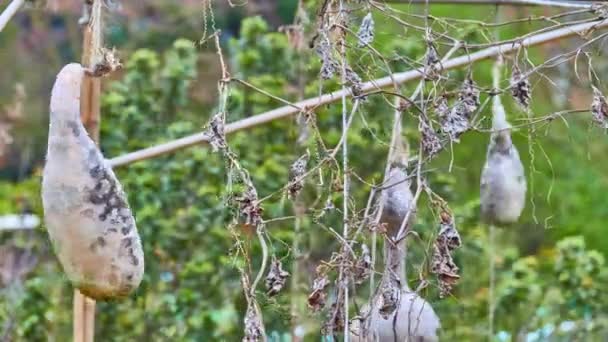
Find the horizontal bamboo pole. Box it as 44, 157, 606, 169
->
384, 0, 595, 8
108, 17, 608, 169
0, 0, 25, 33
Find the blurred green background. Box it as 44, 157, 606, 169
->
0, 1, 607, 341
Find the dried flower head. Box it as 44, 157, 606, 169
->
419, 118, 442, 158
431, 211, 462, 298
424, 41, 441, 80
265, 258, 290, 297
441, 77, 480, 140
354, 244, 372, 284
511, 64, 531, 109
243, 304, 264, 342
357, 13, 375, 47
344, 66, 363, 96
236, 185, 263, 228
288, 152, 309, 199
206, 113, 227, 152
591, 86, 608, 129
316, 32, 339, 80
308, 270, 330, 311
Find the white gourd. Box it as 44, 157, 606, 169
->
42, 63, 144, 300
379, 136, 415, 238
480, 59, 527, 225
350, 240, 441, 341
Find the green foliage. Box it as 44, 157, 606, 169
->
2, 8, 608, 341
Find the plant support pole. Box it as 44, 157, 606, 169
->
75, 1, 101, 341
0, 0, 25, 33
108, 17, 608, 169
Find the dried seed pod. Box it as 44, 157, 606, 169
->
206, 112, 227, 152
441, 77, 480, 140
511, 64, 531, 110
354, 244, 372, 284
591, 86, 608, 129
424, 41, 441, 80
316, 32, 338, 80
42, 64, 144, 300
431, 212, 462, 298
379, 137, 415, 238
236, 185, 263, 228
357, 12, 375, 47
288, 152, 309, 199
243, 304, 264, 342
265, 258, 289, 297
480, 92, 527, 225
419, 118, 442, 158
308, 270, 330, 311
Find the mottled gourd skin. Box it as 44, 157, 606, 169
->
42, 63, 144, 300
480, 130, 526, 225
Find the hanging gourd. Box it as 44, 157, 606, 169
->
42, 64, 144, 300
378, 135, 415, 237
480, 58, 527, 225
350, 239, 441, 341
352, 116, 440, 341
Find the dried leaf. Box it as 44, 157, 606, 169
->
591, 86, 608, 129
308, 272, 330, 311
431, 212, 462, 298
206, 113, 227, 152
357, 13, 375, 47
511, 65, 531, 109
288, 152, 309, 199
265, 258, 290, 297
419, 118, 442, 158
441, 77, 480, 140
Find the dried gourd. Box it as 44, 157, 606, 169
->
480, 60, 526, 225
350, 241, 440, 341
379, 136, 415, 238
42, 63, 144, 300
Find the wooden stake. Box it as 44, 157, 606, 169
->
74, 1, 101, 341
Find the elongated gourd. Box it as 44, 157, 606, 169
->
480, 64, 526, 225
379, 137, 415, 238
42, 63, 144, 300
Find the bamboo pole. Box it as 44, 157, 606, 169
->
107, 17, 608, 169
0, 0, 25, 33
74, 1, 101, 341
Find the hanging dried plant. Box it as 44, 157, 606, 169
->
424, 41, 441, 80
441, 77, 480, 140
354, 243, 372, 284
236, 184, 264, 228
344, 66, 363, 96
419, 118, 443, 158
206, 112, 227, 152
591, 86, 608, 129
431, 212, 462, 298
357, 12, 375, 47
288, 152, 309, 199
316, 32, 339, 80
265, 258, 290, 297
511, 64, 531, 110
308, 269, 330, 311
